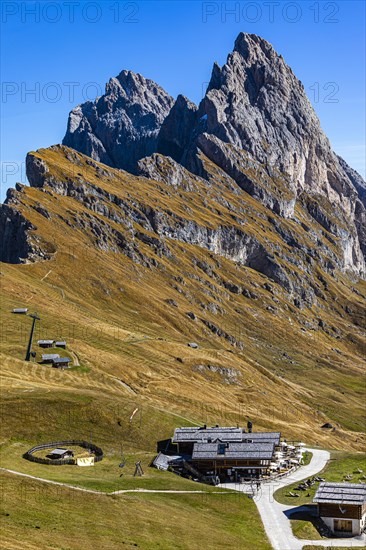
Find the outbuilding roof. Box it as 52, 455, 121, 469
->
153, 452, 182, 471
38, 340, 55, 345
192, 441, 275, 460
53, 357, 71, 363
12, 308, 28, 314
55, 341, 66, 346
49, 448, 72, 455
314, 482, 366, 506
42, 354, 60, 360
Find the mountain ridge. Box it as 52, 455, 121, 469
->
61, 32, 366, 278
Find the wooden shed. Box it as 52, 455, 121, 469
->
52, 357, 72, 368
47, 448, 74, 460
314, 482, 366, 536
41, 353, 60, 364
38, 340, 55, 348
55, 341, 67, 349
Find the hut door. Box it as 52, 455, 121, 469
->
334, 519, 352, 532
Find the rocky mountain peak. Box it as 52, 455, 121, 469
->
233, 32, 279, 62
63, 70, 174, 173
16, 33, 366, 279
157, 94, 198, 163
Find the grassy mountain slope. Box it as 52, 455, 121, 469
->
1, 145, 365, 446
0, 144, 365, 549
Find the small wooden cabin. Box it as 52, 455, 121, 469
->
52, 357, 71, 368
55, 341, 67, 349
314, 482, 366, 536
47, 448, 74, 460
41, 353, 60, 364
38, 340, 55, 348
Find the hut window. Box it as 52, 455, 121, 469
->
218, 443, 226, 455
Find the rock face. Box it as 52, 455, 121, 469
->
10, 145, 352, 307
62, 33, 365, 278
62, 70, 174, 173
0, 188, 54, 263
157, 94, 198, 163
157, 33, 366, 276
0, 202, 35, 263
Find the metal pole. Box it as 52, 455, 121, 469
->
25, 313, 40, 361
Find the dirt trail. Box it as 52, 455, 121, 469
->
0, 467, 232, 496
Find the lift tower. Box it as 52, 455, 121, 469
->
25, 312, 40, 361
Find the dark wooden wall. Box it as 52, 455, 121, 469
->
318, 503, 362, 519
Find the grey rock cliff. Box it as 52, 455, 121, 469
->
157, 94, 198, 163
0, 202, 35, 263
63, 70, 174, 173
0, 188, 54, 263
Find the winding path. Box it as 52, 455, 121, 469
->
0, 467, 231, 496
219, 448, 366, 550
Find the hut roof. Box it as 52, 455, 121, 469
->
173, 427, 280, 445
192, 441, 275, 460
42, 354, 60, 360
314, 482, 366, 506
242, 432, 281, 444
173, 427, 243, 443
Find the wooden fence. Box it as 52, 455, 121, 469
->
23, 439, 103, 465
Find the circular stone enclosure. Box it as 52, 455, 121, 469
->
23, 439, 103, 465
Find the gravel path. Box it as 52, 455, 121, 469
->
219, 448, 366, 550
0, 467, 231, 496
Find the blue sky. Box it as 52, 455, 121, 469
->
1, 0, 365, 200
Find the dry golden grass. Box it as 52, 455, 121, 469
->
1, 144, 365, 548
1, 145, 365, 449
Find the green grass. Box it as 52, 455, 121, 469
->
0, 387, 273, 548
289, 509, 325, 540
0, 472, 272, 550
0, 388, 204, 492
274, 451, 366, 506
301, 450, 313, 466
1, 442, 224, 493
68, 364, 91, 373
